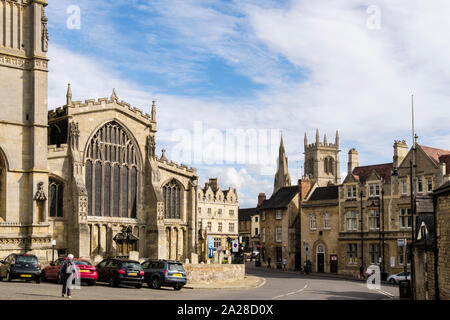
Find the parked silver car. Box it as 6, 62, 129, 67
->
387, 271, 410, 284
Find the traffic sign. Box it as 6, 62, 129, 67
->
232, 240, 239, 253
397, 238, 407, 247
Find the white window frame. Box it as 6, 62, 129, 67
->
229, 223, 234, 232
368, 209, 380, 231
417, 176, 423, 194
309, 214, 317, 230
218, 222, 222, 232
276, 227, 282, 242
276, 209, 282, 220
323, 213, 331, 230
426, 178, 433, 193
346, 185, 357, 199
369, 184, 380, 197
400, 208, 412, 229
346, 211, 358, 231
401, 180, 407, 195
207, 221, 212, 232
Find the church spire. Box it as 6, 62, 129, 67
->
324, 133, 327, 145
66, 83, 72, 106
304, 132, 308, 148
273, 135, 291, 194
316, 128, 320, 144
335, 130, 339, 146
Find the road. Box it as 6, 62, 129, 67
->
0, 264, 398, 300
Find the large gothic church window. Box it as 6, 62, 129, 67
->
162, 180, 181, 219
49, 178, 64, 217
85, 121, 140, 218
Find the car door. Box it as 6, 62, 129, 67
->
96, 260, 108, 282
141, 261, 150, 281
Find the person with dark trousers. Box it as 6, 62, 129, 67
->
267, 257, 271, 269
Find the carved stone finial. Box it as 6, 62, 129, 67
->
160, 149, 168, 161
41, 7, 49, 52
66, 83, 72, 106
111, 88, 118, 101
34, 182, 47, 201
151, 100, 156, 121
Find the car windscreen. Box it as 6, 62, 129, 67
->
15, 255, 38, 265
74, 260, 91, 266
120, 262, 142, 269
168, 263, 185, 272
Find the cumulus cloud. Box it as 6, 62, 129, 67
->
46, 0, 450, 207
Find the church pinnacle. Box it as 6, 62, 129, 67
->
66, 83, 72, 106
152, 100, 156, 121
273, 135, 291, 194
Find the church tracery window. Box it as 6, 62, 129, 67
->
162, 180, 181, 219
49, 178, 64, 217
85, 121, 140, 218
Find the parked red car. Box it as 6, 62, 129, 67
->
41, 258, 97, 285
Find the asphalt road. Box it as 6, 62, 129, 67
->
0, 264, 398, 300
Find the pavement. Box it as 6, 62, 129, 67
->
184, 275, 265, 290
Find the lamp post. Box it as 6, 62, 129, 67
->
360, 190, 364, 267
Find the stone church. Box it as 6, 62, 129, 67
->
0, 0, 200, 263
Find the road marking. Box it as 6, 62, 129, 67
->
272, 282, 308, 299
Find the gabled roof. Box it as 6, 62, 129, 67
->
257, 186, 298, 210
434, 180, 450, 195
352, 163, 393, 183
420, 145, 450, 166
238, 208, 255, 221
307, 185, 339, 201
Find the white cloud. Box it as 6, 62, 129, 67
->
46, 0, 450, 207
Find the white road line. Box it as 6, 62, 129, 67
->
272, 282, 308, 299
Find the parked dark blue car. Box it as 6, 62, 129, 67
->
141, 259, 187, 290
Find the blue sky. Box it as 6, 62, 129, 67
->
46, 0, 450, 208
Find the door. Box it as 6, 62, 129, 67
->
276, 247, 282, 269
316, 245, 325, 273
96, 260, 108, 281
330, 255, 338, 273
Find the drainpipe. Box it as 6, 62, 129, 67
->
432, 194, 440, 300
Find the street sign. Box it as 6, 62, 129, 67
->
397, 238, 407, 247
232, 240, 239, 253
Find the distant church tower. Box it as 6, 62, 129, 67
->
0, 1, 51, 251
303, 129, 340, 186
273, 136, 291, 194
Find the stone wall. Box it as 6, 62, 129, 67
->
436, 192, 450, 300
184, 264, 245, 283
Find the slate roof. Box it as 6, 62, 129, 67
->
238, 208, 255, 221
308, 185, 339, 201
352, 163, 393, 183
257, 186, 298, 210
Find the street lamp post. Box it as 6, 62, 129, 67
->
360, 190, 364, 267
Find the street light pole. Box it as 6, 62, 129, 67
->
360, 190, 364, 267
381, 189, 385, 276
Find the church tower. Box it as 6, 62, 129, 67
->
273, 136, 291, 194
303, 129, 341, 186
0, 0, 50, 255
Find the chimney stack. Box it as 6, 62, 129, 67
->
393, 140, 408, 168
298, 178, 311, 201
208, 178, 218, 191
257, 193, 266, 206
348, 148, 359, 174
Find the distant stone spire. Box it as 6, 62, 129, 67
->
304, 132, 308, 148
274, 135, 291, 194
335, 130, 339, 146
151, 100, 156, 121
111, 88, 118, 101
66, 83, 72, 106
316, 128, 320, 144
324, 134, 327, 145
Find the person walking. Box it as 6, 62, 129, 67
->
267, 257, 271, 269
359, 263, 365, 281
60, 254, 79, 298
282, 258, 287, 271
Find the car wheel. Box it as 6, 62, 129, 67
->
135, 283, 142, 289
389, 278, 396, 285
89, 281, 96, 286
174, 284, 182, 291
35, 277, 41, 284
151, 277, 161, 289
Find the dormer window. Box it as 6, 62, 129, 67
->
369, 184, 380, 198
346, 185, 357, 199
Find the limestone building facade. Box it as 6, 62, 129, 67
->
197, 178, 238, 257
0, 0, 206, 263
0, 0, 52, 260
